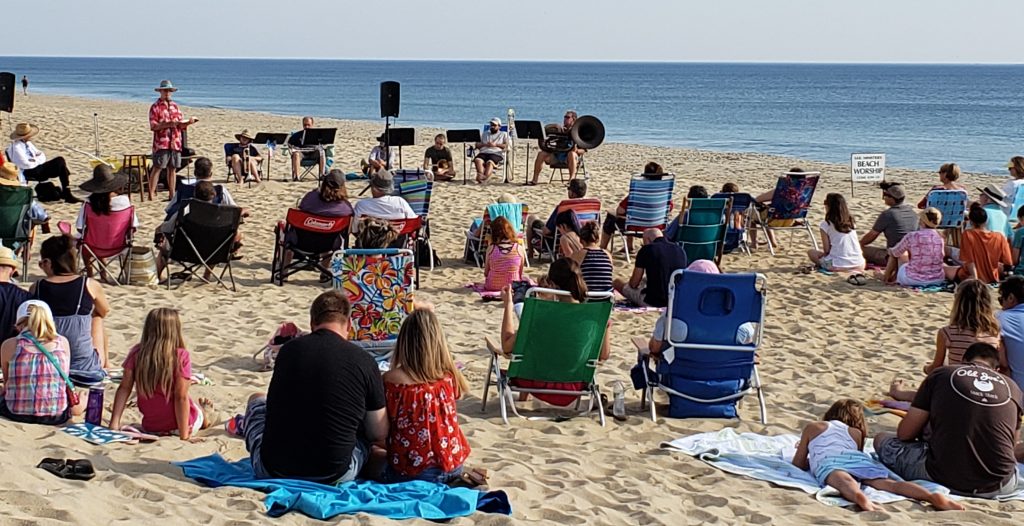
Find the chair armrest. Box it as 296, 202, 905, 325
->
484, 336, 509, 359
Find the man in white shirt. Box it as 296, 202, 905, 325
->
474, 118, 509, 184
352, 170, 415, 233
6, 122, 81, 203
365, 135, 396, 175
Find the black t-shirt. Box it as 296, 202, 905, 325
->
0, 283, 31, 340
424, 146, 452, 168
287, 130, 306, 148
259, 329, 385, 482
229, 143, 259, 157
913, 363, 1023, 493
635, 237, 688, 308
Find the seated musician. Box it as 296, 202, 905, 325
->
473, 118, 510, 184
423, 134, 456, 181
288, 116, 326, 182
228, 129, 262, 183
527, 110, 582, 186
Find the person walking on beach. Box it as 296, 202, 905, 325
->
21, 76, 28, 96
147, 80, 197, 201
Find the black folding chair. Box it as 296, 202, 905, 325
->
165, 200, 242, 291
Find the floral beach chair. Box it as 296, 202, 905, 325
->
330, 248, 415, 364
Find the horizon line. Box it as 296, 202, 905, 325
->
2, 54, 1023, 66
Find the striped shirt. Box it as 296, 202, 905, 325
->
579, 248, 614, 292
4, 334, 69, 417
940, 325, 1000, 365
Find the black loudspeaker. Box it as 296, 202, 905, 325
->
380, 81, 400, 118
0, 72, 14, 113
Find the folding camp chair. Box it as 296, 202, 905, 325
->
0, 186, 34, 277
482, 288, 613, 426
548, 152, 589, 185
756, 172, 821, 256
270, 208, 350, 285
641, 270, 767, 424
222, 143, 263, 184
78, 206, 135, 286
464, 203, 528, 267
394, 177, 437, 272
535, 198, 602, 261
712, 192, 756, 256
924, 189, 968, 247
330, 248, 415, 364
674, 197, 732, 266
164, 200, 242, 291
610, 174, 676, 264
284, 138, 334, 182
477, 124, 511, 183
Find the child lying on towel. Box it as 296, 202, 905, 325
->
792, 399, 963, 512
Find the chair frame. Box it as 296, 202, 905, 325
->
0, 186, 35, 277
78, 206, 135, 286
641, 270, 768, 424
536, 198, 602, 262
284, 142, 335, 182
481, 288, 613, 426
464, 204, 530, 268
713, 192, 756, 256
548, 152, 589, 185
223, 142, 264, 186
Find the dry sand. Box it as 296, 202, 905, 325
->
0, 93, 1019, 525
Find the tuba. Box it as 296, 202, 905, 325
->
539, 115, 605, 153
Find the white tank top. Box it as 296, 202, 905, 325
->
807, 420, 858, 475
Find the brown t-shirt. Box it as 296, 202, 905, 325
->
958, 229, 1011, 283
912, 364, 1023, 494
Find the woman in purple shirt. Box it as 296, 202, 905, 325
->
299, 169, 353, 217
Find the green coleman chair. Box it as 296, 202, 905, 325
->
0, 186, 35, 277
674, 197, 731, 267
482, 288, 613, 426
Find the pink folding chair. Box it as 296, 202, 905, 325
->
79, 206, 135, 285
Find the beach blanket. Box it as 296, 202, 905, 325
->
614, 302, 663, 313
345, 172, 367, 181
660, 428, 1024, 506
176, 454, 511, 521
467, 283, 503, 301
63, 423, 134, 445
865, 399, 910, 418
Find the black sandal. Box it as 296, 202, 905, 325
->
37, 458, 95, 481
847, 273, 868, 286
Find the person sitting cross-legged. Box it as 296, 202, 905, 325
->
612, 228, 687, 308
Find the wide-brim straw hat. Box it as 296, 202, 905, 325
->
0, 163, 20, 186
0, 246, 18, 270
9, 122, 39, 141
154, 79, 178, 92
977, 184, 1009, 209
79, 168, 128, 194
235, 129, 254, 142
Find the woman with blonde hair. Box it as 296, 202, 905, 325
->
109, 308, 212, 440
383, 309, 477, 484
887, 207, 949, 286
0, 300, 79, 424
917, 163, 966, 209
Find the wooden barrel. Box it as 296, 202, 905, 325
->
127, 246, 158, 286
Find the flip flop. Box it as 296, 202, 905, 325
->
67, 459, 96, 481
37, 458, 68, 478
452, 466, 489, 488
847, 273, 868, 286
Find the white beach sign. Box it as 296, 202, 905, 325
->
851, 153, 885, 182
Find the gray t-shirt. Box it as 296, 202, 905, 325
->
871, 203, 919, 247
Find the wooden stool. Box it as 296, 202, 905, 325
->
122, 154, 149, 202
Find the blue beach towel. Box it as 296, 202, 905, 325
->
176, 454, 511, 520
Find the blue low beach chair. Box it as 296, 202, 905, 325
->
925, 189, 969, 230
674, 197, 731, 266
611, 173, 675, 264
641, 270, 768, 424
712, 192, 755, 256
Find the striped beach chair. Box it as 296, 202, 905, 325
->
539, 198, 602, 261
612, 174, 676, 264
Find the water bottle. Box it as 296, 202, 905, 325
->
85, 386, 104, 426
466, 146, 476, 159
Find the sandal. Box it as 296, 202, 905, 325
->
453, 466, 489, 488
847, 273, 868, 286
522, 181, 537, 186
797, 264, 815, 275
37, 458, 96, 481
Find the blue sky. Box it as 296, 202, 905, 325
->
6, 0, 1022, 63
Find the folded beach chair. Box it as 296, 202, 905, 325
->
464, 202, 527, 267
535, 198, 602, 261
482, 288, 613, 426
0, 186, 34, 277
611, 174, 676, 264
756, 172, 820, 256
164, 200, 242, 291
674, 197, 731, 266
712, 192, 756, 256
641, 270, 767, 424
270, 208, 351, 285
330, 248, 415, 364
78, 205, 135, 286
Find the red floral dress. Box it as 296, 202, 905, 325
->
385, 375, 470, 476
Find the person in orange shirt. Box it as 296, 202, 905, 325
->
954, 203, 1012, 283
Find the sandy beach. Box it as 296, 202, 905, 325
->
0, 93, 1020, 525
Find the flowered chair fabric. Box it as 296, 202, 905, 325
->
330, 248, 415, 363
758, 172, 821, 256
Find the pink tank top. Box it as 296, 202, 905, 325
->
484, 243, 523, 291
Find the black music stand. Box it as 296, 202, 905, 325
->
385, 128, 416, 169
254, 132, 288, 180
514, 120, 544, 182
446, 129, 482, 185
299, 128, 337, 181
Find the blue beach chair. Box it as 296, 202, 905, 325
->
712, 192, 756, 256
611, 173, 676, 264
674, 197, 731, 266
925, 189, 969, 230
641, 270, 768, 424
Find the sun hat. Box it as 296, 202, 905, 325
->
79, 166, 128, 194
234, 129, 254, 142
368, 170, 394, 193
977, 184, 1008, 208
154, 80, 178, 92
16, 299, 52, 323
0, 246, 18, 269
9, 122, 39, 141
919, 207, 942, 229
489, 117, 501, 126
0, 163, 21, 186
497, 192, 517, 204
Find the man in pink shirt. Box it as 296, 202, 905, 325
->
147, 80, 197, 201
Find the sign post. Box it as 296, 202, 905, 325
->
850, 153, 885, 196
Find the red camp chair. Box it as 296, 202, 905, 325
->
270, 208, 351, 285
79, 206, 135, 285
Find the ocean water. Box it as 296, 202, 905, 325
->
2, 57, 1023, 174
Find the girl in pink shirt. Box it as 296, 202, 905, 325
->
109, 308, 212, 440
888, 208, 950, 286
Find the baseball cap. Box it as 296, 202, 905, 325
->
323, 169, 345, 187
881, 182, 905, 201
16, 300, 52, 322
489, 117, 501, 126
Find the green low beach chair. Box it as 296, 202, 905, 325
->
482, 288, 613, 426
0, 186, 35, 277
675, 197, 731, 266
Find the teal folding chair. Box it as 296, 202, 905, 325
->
0, 186, 35, 277
675, 197, 731, 266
